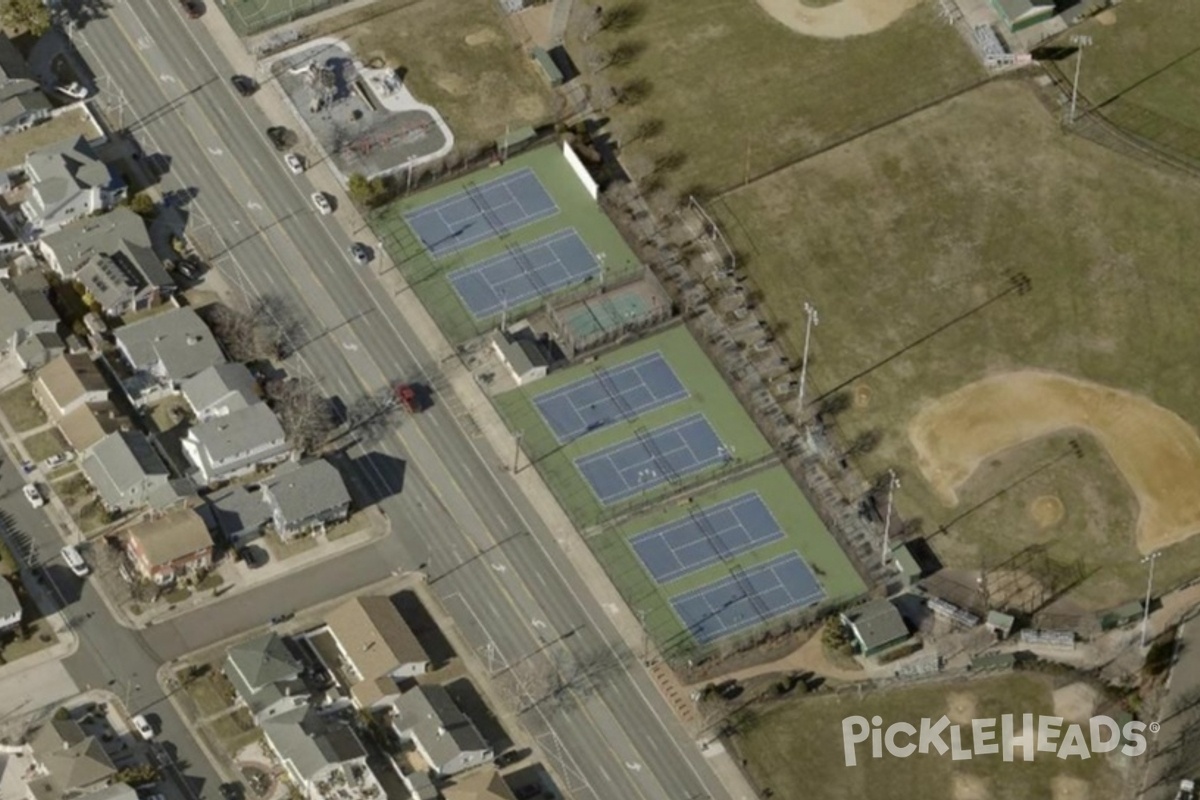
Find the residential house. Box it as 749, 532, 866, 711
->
0, 33, 30, 81
443, 769, 518, 800
263, 459, 351, 539
841, 599, 910, 658
0, 576, 21, 633
0, 79, 51, 135
113, 305, 224, 402
491, 330, 548, 387
200, 484, 272, 545
181, 403, 290, 486
181, 362, 259, 421
33, 353, 109, 418
21, 136, 124, 236
81, 430, 170, 512
38, 208, 174, 316
124, 507, 213, 585
225, 633, 308, 722
260, 706, 383, 800
57, 402, 126, 451
26, 717, 116, 800
322, 596, 430, 709
0, 275, 63, 368
391, 685, 493, 777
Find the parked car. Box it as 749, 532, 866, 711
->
312, 192, 332, 216
56, 82, 88, 100
493, 748, 528, 768
349, 242, 369, 265
23, 484, 44, 509
44, 453, 72, 468
1178, 779, 1196, 800
176, 259, 203, 282
131, 714, 155, 740
60, 546, 89, 578
178, 0, 201, 18
266, 126, 289, 151
230, 75, 256, 97
284, 152, 304, 175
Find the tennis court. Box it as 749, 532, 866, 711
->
533, 351, 688, 442
448, 229, 598, 318
670, 553, 825, 644
631, 493, 785, 584
574, 414, 731, 505
404, 168, 558, 257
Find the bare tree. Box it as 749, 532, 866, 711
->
201, 305, 261, 362
266, 376, 334, 454
248, 295, 305, 359
336, 389, 403, 446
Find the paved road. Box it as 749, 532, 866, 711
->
67, 3, 733, 800
1144, 610, 1200, 799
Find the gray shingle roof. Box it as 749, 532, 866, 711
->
0, 33, 30, 81
181, 362, 259, 417
75, 253, 144, 312
186, 403, 286, 469
265, 460, 350, 526
81, 430, 168, 507
228, 633, 302, 690
0, 278, 58, 346
261, 706, 365, 781
30, 718, 115, 790
204, 485, 272, 541
393, 685, 488, 767
115, 306, 224, 382
40, 208, 171, 289
0, 577, 20, 623
844, 600, 909, 651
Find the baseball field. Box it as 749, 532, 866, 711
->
714, 78, 1200, 610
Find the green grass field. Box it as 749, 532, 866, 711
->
1049, 0, 1200, 165
574, 0, 982, 197
714, 80, 1200, 609
732, 672, 1131, 800
370, 144, 641, 342
591, 466, 865, 656
494, 324, 772, 527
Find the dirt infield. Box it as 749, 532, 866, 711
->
753, 0, 924, 38
909, 370, 1200, 553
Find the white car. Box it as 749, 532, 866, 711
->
45, 452, 72, 468
349, 243, 369, 266
131, 714, 155, 740
284, 153, 304, 175
23, 484, 44, 508
57, 82, 88, 100
61, 545, 89, 577
312, 192, 332, 215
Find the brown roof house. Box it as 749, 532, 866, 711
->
33, 353, 124, 451
322, 596, 430, 709
443, 769, 518, 800
26, 717, 116, 800
124, 507, 213, 586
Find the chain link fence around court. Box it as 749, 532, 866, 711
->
222, 0, 351, 37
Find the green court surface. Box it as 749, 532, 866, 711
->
494, 324, 772, 527
565, 292, 651, 339
590, 467, 866, 658
221, 0, 344, 36
370, 145, 642, 342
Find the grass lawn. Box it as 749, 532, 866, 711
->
715, 80, 1200, 608
53, 473, 90, 503
0, 620, 57, 664
208, 708, 260, 751
0, 110, 97, 171
316, 0, 555, 153
184, 671, 235, 718
0, 383, 47, 433
23, 429, 68, 462
162, 586, 192, 604
269, 533, 319, 561
573, 0, 982, 197
326, 512, 369, 542
75, 499, 110, 534
732, 672, 1131, 800
1048, 0, 1200, 164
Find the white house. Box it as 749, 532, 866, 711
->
491, 330, 548, 387
261, 706, 385, 800
180, 362, 259, 421
391, 685, 492, 777
113, 305, 225, 402
181, 403, 290, 485
21, 136, 125, 237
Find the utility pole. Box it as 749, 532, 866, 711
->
597, 252, 607, 292
1068, 35, 1093, 126
796, 302, 819, 421
1140, 551, 1161, 648
405, 155, 416, 193
513, 431, 523, 474
881, 469, 900, 567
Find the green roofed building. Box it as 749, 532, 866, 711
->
842, 599, 910, 657
990, 0, 1055, 32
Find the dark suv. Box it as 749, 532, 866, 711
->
178, 0, 202, 18
230, 75, 257, 97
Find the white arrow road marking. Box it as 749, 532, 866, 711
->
603, 603, 619, 615
342, 342, 358, 351
136, 36, 153, 50
490, 563, 507, 573
531, 619, 547, 629
208, 147, 224, 156
246, 200, 262, 210
159, 73, 176, 84
624, 762, 642, 772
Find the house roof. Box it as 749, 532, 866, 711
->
443, 769, 517, 800
0, 277, 58, 345
325, 595, 429, 688
37, 353, 109, 412
0, 576, 20, 621
204, 485, 272, 540
76, 253, 144, 311
181, 362, 259, 417
261, 706, 365, 781
83, 783, 140, 800
124, 507, 212, 566
58, 402, 123, 451
0, 33, 30, 81
494, 333, 547, 374
265, 459, 351, 526
115, 305, 224, 382
30, 718, 116, 790
146, 476, 198, 511
82, 430, 168, 506
228, 633, 303, 691
844, 599, 909, 651
186, 402, 286, 463
16, 330, 65, 367
393, 685, 488, 767
24, 136, 114, 224
40, 208, 171, 288
0, 82, 50, 125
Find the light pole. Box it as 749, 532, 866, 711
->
796, 302, 819, 421
881, 470, 900, 567
512, 431, 523, 474
1068, 35, 1093, 126
597, 252, 607, 291
1140, 551, 1161, 648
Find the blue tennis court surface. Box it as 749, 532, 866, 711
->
670, 553, 825, 644
404, 168, 558, 257
631, 493, 784, 584
533, 352, 688, 443
574, 414, 731, 505
448, 229, 597, 318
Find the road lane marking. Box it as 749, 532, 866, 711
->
207, 146, 224, 156
159, 73, 176, 84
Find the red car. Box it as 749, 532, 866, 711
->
393, 383, 422, 413
179, 0, 202, 18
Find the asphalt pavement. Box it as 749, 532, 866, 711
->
64, 3, 735, 800
1144, 610, 1200, 799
